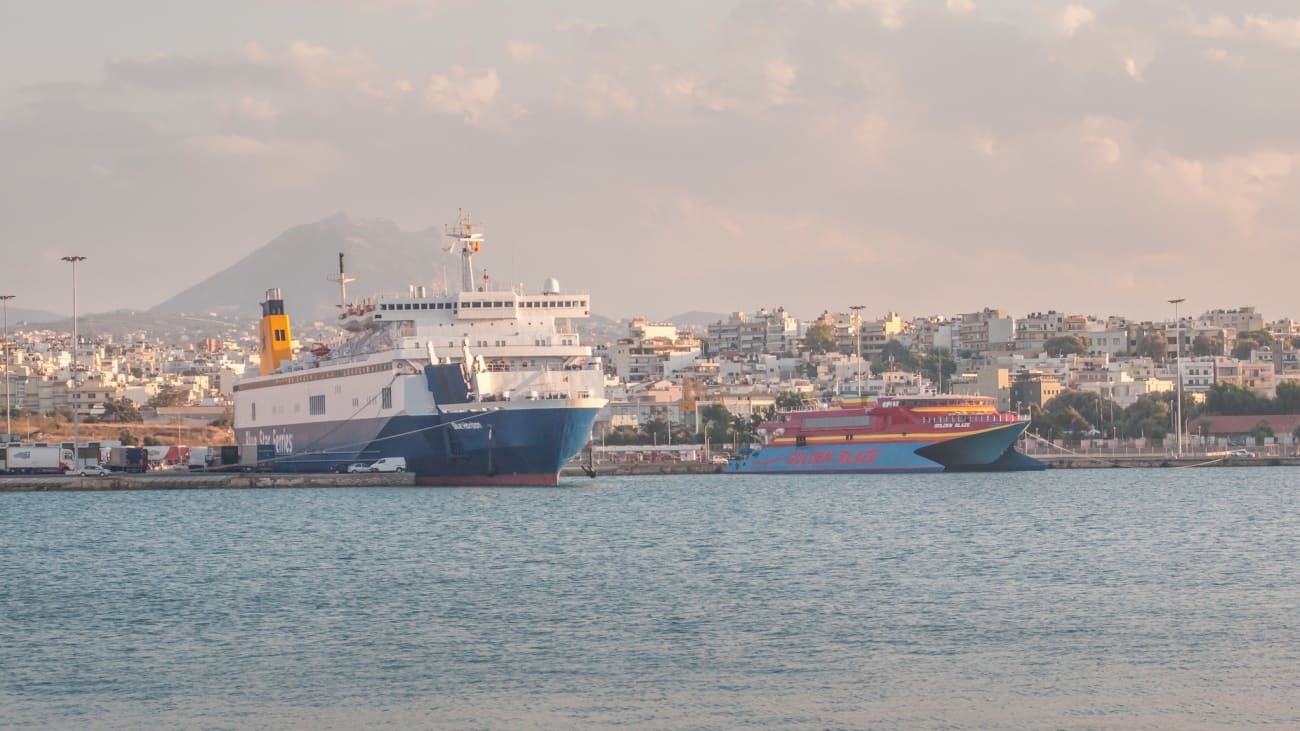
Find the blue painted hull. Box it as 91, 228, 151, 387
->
727, 421, 1043, 474
235, 406, 601, 486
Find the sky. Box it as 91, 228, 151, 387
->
2, 0, 1298, 323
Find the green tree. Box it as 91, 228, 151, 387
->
142, 436, 162, 447
100, 397, 143, 423
210, 408, 234, 429
1276, 382, 1300, 414
1250, 419, 1274, 446
1044, 335, 1087, 357
148, 388, 189, 408
802, 322, 837, 355
1120, 395, 1171, 440
1238, 329, 1275, 345
1031, 390, 1119, 440
774, 391, 810, 410
919, 349, 956, 388
1135, 333, 1168, 361
698, 404, 733, 445
872, 339, 918, 374
1231, 339, 1261, 361
130, 367, 144, 379
1203, 383, 1263, 416
118, 429, 138, 446
1191, 334, 1222, 357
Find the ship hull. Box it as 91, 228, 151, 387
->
235, 405, 601, 486
727, 420, 1043, 474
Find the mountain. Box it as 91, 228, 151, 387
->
668, 310, 728, 331
2, 306, 63, 325
151, 214, 453, 321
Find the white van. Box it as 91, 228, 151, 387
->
369, 457, 407, 473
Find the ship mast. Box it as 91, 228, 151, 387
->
327, 252, 356, 309
444, 210, 483, 293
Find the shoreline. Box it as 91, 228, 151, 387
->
1, 456, 1294, 492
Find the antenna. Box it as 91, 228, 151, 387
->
327, 252, 356, 309
444, 209, 484, 293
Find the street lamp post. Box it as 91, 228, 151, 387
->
62, 256, 86, 468
850, 305, 865, 398
1168, 297, 1185, 458
0, 294, 12, 442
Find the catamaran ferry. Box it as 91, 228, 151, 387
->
232, 212, 607, 485
726, 394, 1045, 474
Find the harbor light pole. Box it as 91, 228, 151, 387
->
62, 256, 86, 466
1168, 297, 1184, 458
1, 294, 12, 442
850, 305, 865, 398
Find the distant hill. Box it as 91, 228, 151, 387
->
668, 310, 728, 330
151, 214, 453, 321
24, 310, 250, 343
2, 306, 63, 325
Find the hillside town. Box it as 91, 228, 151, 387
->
4, 304, 1300, 457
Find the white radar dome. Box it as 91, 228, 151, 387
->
542, 277, 561, 294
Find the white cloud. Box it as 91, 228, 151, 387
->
946, 0, 975, 17
425, 65, 523, 124
1055, 4, 1096, 37
830, 0, 912, 31
505, 41, 541, 64
238, 96, 278, 121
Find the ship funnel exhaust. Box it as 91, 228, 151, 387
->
258, 288, 293, 376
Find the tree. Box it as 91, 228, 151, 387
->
872, 339, 918, 374
1031, 390, 1119, 440
1231, 339, 1261, 361
1250, 419, 1274, 446
1120, 395, 1171, 441
1276, 382, 1300, 414
1191, 334, 1222, 357
210, 408, 234, 429
1044, 335, 1087, 357
919, 349, 956, 388
1203, 383, 1264, 416
774, 391, 809, 410
142, 436, 162, 447
1238, 329, 1275, 345
148, 388, 189, 408
130, 367, 144, 379
118, 429, 138, 446
802, 322, 837, 355
100, 397, 143, 423
1135, 333, 1168, 361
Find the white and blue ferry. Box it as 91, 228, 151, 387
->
232, 212, 607, 485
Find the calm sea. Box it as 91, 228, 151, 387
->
1, 469, 1296, 730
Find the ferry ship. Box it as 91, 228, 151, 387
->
726, 395, 1045, 474
232, 212, 607, 486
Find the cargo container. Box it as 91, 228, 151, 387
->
219, 445, 241, 468
3, 446, 73, 474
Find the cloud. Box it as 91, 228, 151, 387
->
1055, 4, 1096, 37
425, 65, 523, 124
946, 0, 976, 17
238, 96, 278, 121
505, 40, 541, 64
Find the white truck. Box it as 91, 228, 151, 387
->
3, 446, 73, 474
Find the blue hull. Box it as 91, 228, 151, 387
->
235, 406, 601, 486
727, 421, 1043, 474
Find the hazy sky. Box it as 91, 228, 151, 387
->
2, 0, 1298, 323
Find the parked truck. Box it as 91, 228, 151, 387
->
188, 446, 214, 470
107, 447, 150, 473
3, 446, 73, 474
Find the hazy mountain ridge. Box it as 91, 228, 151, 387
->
150, 213, 452, 321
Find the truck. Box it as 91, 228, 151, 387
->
188, 446, 214, 470
218, 445, 241, 470
107, 447, 150, 473
3, 446, 73, 474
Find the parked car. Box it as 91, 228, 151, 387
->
345, 462, 370, 473
710, 455, 730, 465
369, 457, 407, 473
79, 464, 111, 477
1228, 449, 1256, 458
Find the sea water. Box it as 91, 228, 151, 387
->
1, 469, 1296, 730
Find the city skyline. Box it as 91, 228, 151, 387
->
4, 1, 1300, 321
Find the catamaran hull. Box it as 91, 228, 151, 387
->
235, 405, 601, 486
726, 420, 1044, 474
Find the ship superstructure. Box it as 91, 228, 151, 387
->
232, 212, 607, 485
